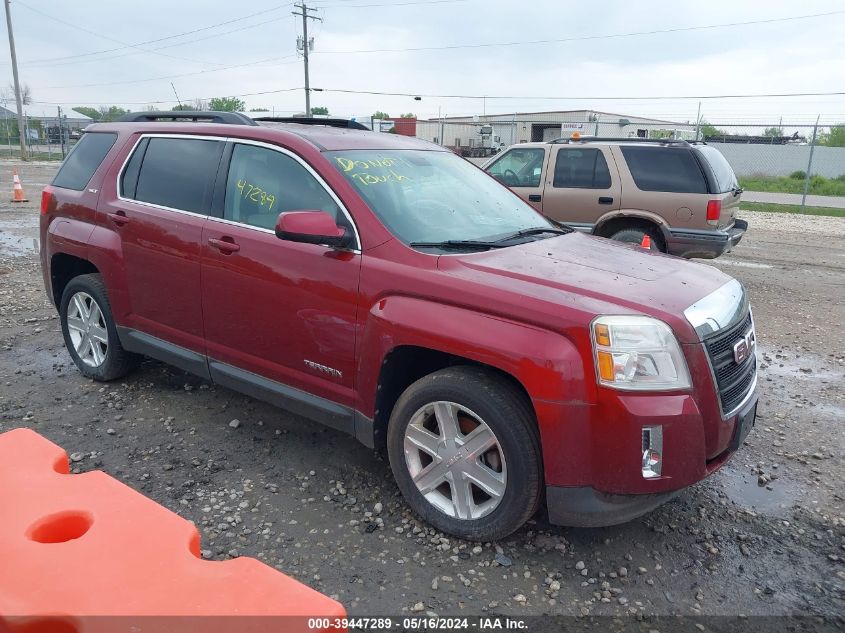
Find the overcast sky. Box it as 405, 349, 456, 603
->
3, 0, 844, 129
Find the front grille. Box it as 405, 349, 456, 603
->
704, 310, 756, 415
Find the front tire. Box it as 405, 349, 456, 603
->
387, 366, 542, 541
60, 273, 140, 381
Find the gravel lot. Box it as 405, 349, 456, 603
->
1, 159, 843, 621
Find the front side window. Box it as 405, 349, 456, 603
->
327, 149, 554, 246
130, 137, 223, 213
52, 132, 117, 191
621, 146, 707, 194
224, 143, 343, 231
553, 148, 612, 189
485, 148, 545, 187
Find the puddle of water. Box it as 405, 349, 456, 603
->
719, 467, 799, 516
0, 230, 38, 255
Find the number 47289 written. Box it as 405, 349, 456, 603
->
236, 179, 276, 210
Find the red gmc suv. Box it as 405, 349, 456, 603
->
40, 112, 757, 541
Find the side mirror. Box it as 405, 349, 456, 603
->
275, 211, 351, 248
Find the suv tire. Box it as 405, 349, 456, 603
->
609, 226, 664, 252
60, 274, 141, 381
387, 366, 542, 541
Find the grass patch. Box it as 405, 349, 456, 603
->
739, 174, 845, 196
741, 202, 845, 217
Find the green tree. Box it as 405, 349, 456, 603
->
72, 107, 102, 120
699, 119, 727, 139
208, 96, 246, 112
311, 106, 329, 115
763, 126, 784, 137
400, 112, 415, 118
821, 124, 845, 147
249, 107, 270, 112
98, 106, 129, 122
172, 104, 194, 111
372, 111, 389, 119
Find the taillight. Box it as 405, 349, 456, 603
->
40, 187, 53, 214
706, 199, 721, 225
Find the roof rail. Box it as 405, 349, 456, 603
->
116, 111, 258, 126
549, 136, 691, 146
253, 116, 369, 130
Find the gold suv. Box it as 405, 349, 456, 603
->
483, 137, 746, 258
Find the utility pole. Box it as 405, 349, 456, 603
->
4, 0, 27, 160
293, 2, 321, 117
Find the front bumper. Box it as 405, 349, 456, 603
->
543, 390, 757, 527
666, 219, 748, 259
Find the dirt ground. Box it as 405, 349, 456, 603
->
1, 159, 843, 621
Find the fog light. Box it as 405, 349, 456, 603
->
642, 426, 663, 479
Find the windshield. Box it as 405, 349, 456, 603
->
325, 149, 554, 246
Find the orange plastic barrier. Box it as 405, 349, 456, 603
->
0, 428, 346, 633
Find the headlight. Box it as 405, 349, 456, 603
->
591, 315, 691, 391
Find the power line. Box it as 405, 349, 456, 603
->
312, 9, 845, 54
14, 1, 223, 67
12, 3, 293, 67
312, 87, 845, 101
41, 55, 299, 90
30, 87, 304, 107
313, 0, 468, 8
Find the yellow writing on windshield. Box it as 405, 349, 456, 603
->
334, 155, 414, 186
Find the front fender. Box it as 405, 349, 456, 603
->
355, 295, 592, 417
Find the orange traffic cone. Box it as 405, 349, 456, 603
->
640, 234, 651, 249
11, 169, 28, 203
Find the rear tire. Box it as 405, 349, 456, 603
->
60, 273, 140, 381
608, 226, 664, 252
387, 366, 542, 541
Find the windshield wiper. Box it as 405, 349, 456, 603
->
410, 239, 507, 251
493, 226, 571, 243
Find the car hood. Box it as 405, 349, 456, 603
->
435, 232, 737, 343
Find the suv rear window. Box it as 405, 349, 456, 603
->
52, 132, 117, 191
621, 146, 707, 194
695, 145, 738, 193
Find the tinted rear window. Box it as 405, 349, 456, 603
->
621, 146, 707, 194
695, 145, 738, 193
52, 132, 117, 191
131, 137, 223, 213
553, 148, 611, 189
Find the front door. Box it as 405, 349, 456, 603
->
541, 146, 621, 228
103, 135, 224, 353
484, 146, 547, 211
201, 141, 361, 409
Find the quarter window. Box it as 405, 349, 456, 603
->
129, 137, 223, 213
52, 132, 117, 191
224, 143, 343, 232
486, 148, 545, 187
621, 146, 707, 194
553, 148, 612, 189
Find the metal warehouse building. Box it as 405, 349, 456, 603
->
416, 110, 696, 155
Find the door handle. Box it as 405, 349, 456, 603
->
528, 194, 542, 202
107, 210, 130, 226
208, 237, 240, 254
598, 196, 614, 205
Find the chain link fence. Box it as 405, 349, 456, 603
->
416, 118, 845, 209
0, 110, 80, 161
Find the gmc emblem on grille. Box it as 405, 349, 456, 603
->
733, 330, 756, 364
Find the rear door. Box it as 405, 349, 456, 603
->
103, 134, 224, 353
541, 146, 621, 228
694, 145, 742, 228
484, 146, 547, 211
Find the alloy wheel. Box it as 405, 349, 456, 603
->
66, 291, 109, 368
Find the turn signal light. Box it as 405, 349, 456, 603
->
706, 199, 721, 225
